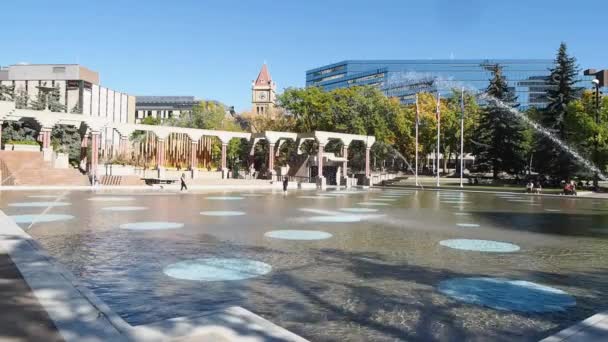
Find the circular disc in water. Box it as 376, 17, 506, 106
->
438, 277, 575, 312
164, 258, 272, 281
265, 230, 332, 240
440, 239, 520, 252
9, 202, 70, 207
10, 214, 75, 224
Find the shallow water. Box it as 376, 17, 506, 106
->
1, 188, 608, 341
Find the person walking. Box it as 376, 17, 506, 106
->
180, 173, 188, 191
282, 176, 289, 193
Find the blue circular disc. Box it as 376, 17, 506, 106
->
120, 221, 183, 230
438, 277, 576, 312
9, 201, 70, 207
10, 214, 75, 224
265, 230, 332, 240
200, 211, 245, 216
164, 258, 271, 281
440, 239, 520, 252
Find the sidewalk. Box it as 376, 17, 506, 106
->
0, 251, 63, 342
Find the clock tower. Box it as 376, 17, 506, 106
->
251, 64, 276, 117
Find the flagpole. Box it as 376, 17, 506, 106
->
436, 92, 440, 187
415, 94, 419, 187
460, 87, 465, 188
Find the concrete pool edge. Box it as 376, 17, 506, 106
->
0, 211, 308, 342
540, 310, 608, 341
376, 185, 604, 200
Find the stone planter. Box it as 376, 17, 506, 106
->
5, 144, 41, 152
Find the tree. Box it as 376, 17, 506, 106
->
51, 125, 81, 165
473, 64, 527, 179
14, 88, 29, 109
0, 84, 15, 101
565, 91, 608, 179
535, 42, 583, 180
48, 85, 66, 112
1, 121, 38, 146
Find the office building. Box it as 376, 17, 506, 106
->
306, 59, 583, 109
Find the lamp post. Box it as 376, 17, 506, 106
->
584, 69, 606, 190
593, 78, 600, 189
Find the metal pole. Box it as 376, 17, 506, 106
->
595, 82, 600, 189
436, 93, 440, 187
460, 88, 464, 188
415, 94, 419, 186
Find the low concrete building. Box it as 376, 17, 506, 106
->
135, 96, 197, 123
0, 63, 136, 158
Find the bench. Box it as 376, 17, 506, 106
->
141, 178, 178, 185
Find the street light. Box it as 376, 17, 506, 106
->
584, 69, 606, 189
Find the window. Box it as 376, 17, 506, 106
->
52, 66, 66, 73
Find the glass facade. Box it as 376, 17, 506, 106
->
306, 60, 594, 109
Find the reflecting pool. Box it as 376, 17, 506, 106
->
1, 188, 608, 341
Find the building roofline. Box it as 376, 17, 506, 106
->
306, 59, 554, 74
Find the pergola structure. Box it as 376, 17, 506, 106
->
0, 101, 376, 187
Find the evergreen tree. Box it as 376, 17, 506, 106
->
48, 85, 66, 112
473, 64, 527, 179
535, 42, 582, 180
29, 88, 49, 111
0, 84, 15, 101
14, 87, 29, 109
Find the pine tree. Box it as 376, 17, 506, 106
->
473, 64, 527, 179
536, 42, 582, 181
48, 85, 66, 112
14, 88, 29, 109
0, 84, 15, 101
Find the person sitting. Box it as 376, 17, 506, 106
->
526, 181, 534, 193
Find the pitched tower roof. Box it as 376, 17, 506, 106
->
254, 64, 272, 86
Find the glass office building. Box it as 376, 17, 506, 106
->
306, 60, 593, 109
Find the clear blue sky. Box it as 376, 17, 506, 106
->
3, 0, 606, 111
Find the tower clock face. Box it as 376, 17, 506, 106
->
258, 92, 267, 101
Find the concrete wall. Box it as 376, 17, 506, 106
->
7, 64, 100, 84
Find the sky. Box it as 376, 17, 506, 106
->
2, 0, 607, 111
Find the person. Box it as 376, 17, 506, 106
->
282, 176, 289, 193
180, 173, 188, 191
534, 181, 542, 194
570, 180, 577, 196
526, 181, 534, 193
563, 182, 573, 195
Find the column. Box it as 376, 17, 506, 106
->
342, 145, 349, 187
0, 121, 3, 150
317, 143, 324, 178
268, 143, 275, 179
80, 134, 89, 171
221, 143, 227, 170
40, 128, 53, 161
119, 136, 129, 156
365, 146, 371, 180
156, 138, 165, 169
190, 141, 198, 170
91, 131, 100, 176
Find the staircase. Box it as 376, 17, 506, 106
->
0, 151, 90, 186
100, 175, 145, 186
